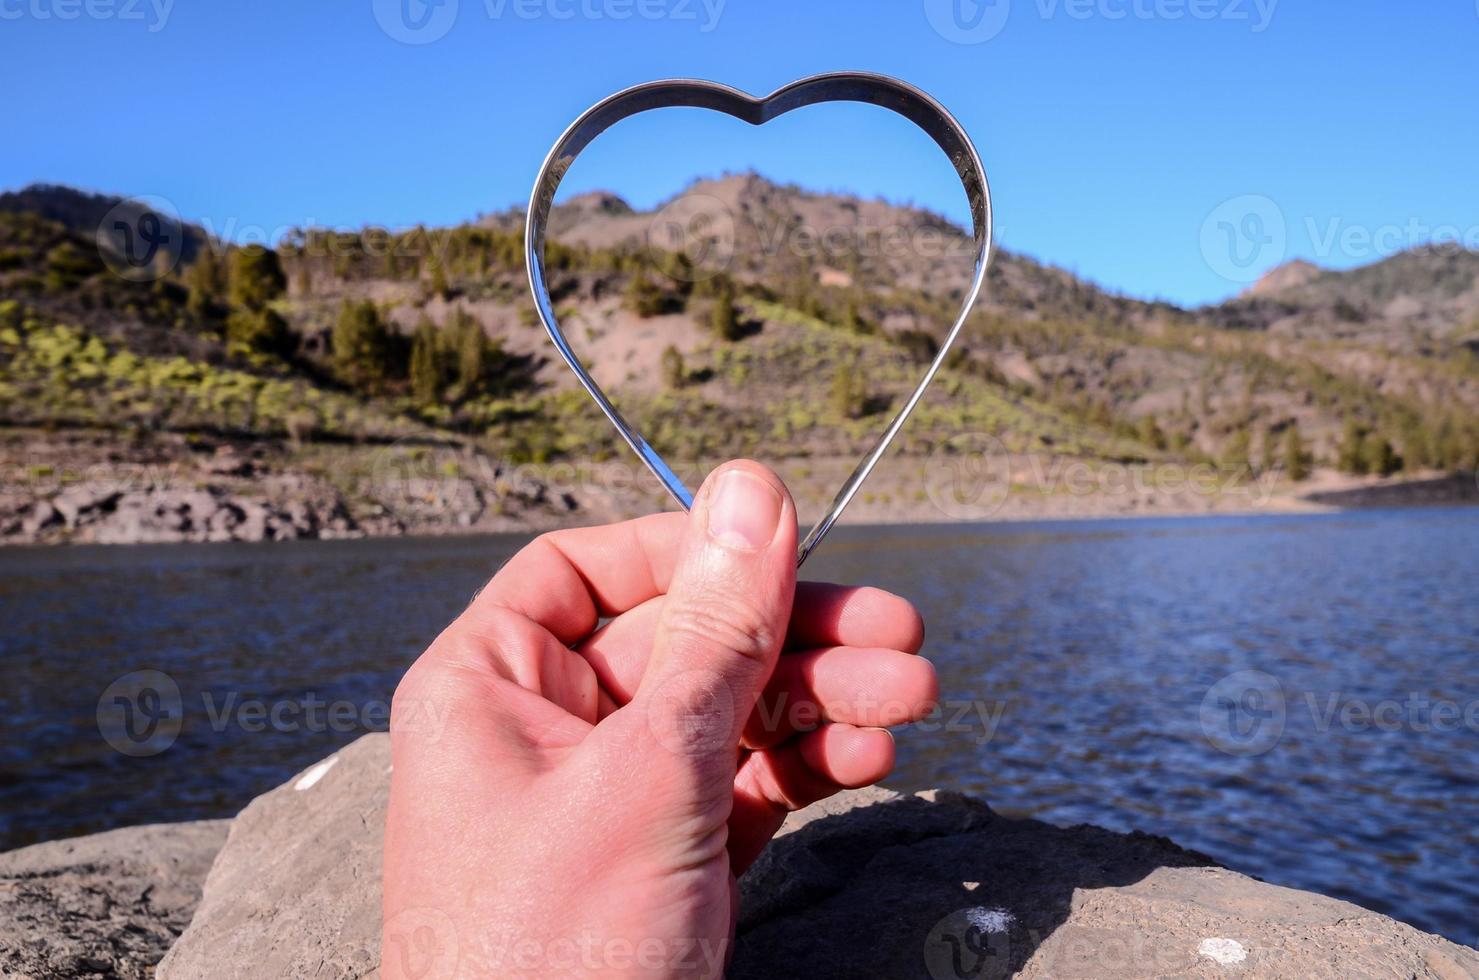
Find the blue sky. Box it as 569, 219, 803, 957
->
3, 0, 1476, 306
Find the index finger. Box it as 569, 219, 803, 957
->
466, 512, 686, 645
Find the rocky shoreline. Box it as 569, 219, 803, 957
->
0, 430, 588, 546
3, 734, 1476, 978
3, 430, 1476, 548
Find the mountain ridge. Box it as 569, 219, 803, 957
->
2, 176, 1476, 539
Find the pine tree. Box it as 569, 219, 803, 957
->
831, 358, 868, 419
1260, 428, 1278, 473
1434, 417, 1463, 471
428, 262, 450, 301
1398, 418, 1431, 471
409, 318, 442, 405
1137, 414, 1166, 451
332, 299, 394, 387
1337, 417, 1368, 474
228, 245, 286, 310
1283, 424, 1309, 481
711, 283, 742, 341
452, 310, 490, 394
187, 247, 227, 303
1361, 434, 1401, 476
668, 254, 696, 299
660, 344, 686, 390
1221, 429, 1251, 472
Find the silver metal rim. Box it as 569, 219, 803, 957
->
525, 71, 994, 565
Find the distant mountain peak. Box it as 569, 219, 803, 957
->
559, 191, 634, 217
1244, 258, 1323, 298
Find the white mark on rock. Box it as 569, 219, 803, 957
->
962, 881, 980, 891
294, 756, 338, 791
965, 907, 1013, 933
1198, 938, 1248, 965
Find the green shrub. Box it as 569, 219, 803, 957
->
226, 306, 295, 358
624, 273, 666, 317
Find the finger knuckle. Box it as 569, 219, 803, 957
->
389, 657, 436, 733
663, 592, 778, 666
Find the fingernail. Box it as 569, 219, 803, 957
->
706, 469, 782, 551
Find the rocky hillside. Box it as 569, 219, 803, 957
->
1, 179, 1476, 544
1217, 248, 1479, 346
488, 174, 1479, 470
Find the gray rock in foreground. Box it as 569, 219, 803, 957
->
0, 819, 228, 979
157, 735, 391, 979
734, 789, 1479, 979
22, 732, 1479, 978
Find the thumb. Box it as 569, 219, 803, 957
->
632, 461, 797, 790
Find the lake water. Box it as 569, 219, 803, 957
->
2, 508, 1476, 948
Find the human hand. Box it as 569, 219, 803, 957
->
382, 461, 936, 978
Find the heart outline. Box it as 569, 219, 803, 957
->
525, 71, 994, 565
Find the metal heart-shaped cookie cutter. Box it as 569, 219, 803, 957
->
525, 71, 993, 565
